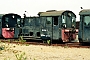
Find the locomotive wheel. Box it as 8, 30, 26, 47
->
79, 39, 83, 43
59, 38, 63, 43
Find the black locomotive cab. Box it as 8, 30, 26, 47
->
2, 14, 21, 28
61, 12, 76, 29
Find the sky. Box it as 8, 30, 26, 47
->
0, 0, 90, 21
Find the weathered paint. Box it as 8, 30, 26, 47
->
2, 28, 14, 38
79, 9, 90, 43
21, 17, 41, 39
79, 9, 90, 15
38, 10, 76, 17
62, 29, 76, 42
1, 13, 21, 38
39, 10, 77, 42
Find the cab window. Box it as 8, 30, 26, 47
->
5, 17, 8, 23
62, 15, 66, 23
46, 17, 52, 25
53, 16, 58, 25
17, 18, 20, 24
5, 17, 9, 27
72, 17, 75, 23
84, 16, 90, 25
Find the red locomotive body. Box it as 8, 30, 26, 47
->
2, 28, 14, 38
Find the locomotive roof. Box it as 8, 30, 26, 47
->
0, 14, 5, 18
0, 13, 21, 18
4, 13, 21, 17
38, 10, 76, 17
79, 9, 90, 15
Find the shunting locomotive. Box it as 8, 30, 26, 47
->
38, 10, 78, 42
79, 9, 90, 43
0, 13, 21, 38
20, 16, 41, 40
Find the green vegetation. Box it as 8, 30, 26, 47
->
25, 44, 29, 46
15, 52, 27, 60
34, 58, 36, 60
0, 40, 29, 60
4, 58, 10, 60
7, 39, 14, 43
43, 40, 51, 45
64, 44, 69, 48
47, 40, 51, 45
0, 45, 5, 51
19, 36, 26, 43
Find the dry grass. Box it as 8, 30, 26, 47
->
0, 42, 90, 60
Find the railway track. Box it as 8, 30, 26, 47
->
0, 39, 90, 48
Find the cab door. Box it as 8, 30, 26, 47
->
52, 16, 59, 39
82, 15, 90, 41
46, 16, 59, 40
45, 17, 53, 39
0, 18, 2, 37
